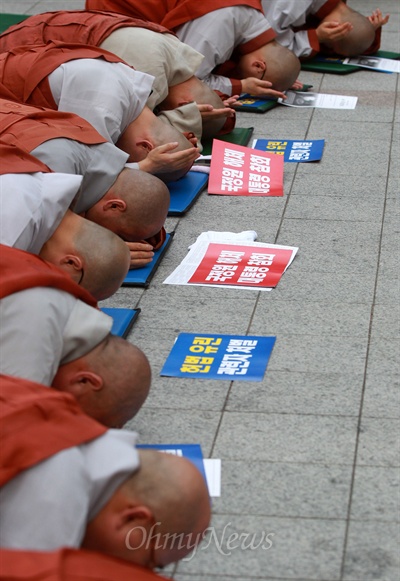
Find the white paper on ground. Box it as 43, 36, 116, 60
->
344, 56, 400, 74
204, 459, 221, 497
279, 91, 357, 109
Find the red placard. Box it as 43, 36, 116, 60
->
208, 140, 283, 196
188, 243, 294, 288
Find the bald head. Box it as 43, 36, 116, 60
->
52, 335, 151, 428
148, 117, 198, 182
116, 107, 197, 182
74, 219, 130, 300
125, 450, 210, 542
237, 41, 300, 92
159, 77, 228, 139
39, 211, 130, 300
82, 449, 211, 568
85, 168, 170, 242
323, 6, 375, 56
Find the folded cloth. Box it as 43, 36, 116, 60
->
189, 230, 257, 249
189, 165, 210, 174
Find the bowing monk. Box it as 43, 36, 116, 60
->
0, 9, 236, 139
84, 0, 301, 97
261, 0, 388, 59
0, 246, 151, 427
0, 42, 199, 181
0, 148, 130, 300
0, 374, 211, 567
0, 99, 171, 268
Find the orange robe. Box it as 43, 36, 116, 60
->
85, 0, 265, 31
0, 244, 97, 307
0, 41, 129, 109
0, 548, 169, 581
0, 374, 106, 487
0, 9, 173, 52
0, 98, 108, 154
0, 375, 166, 579
0, 141, 51, 174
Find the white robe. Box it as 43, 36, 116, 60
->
176, 5, 273, 95
0, 287, 112, 385
0, 172, 82, 254
100, 28, 204, 110
0, 429, 139, 550
100, 28, 204, 142
262, 0, 330, 58
30, 139, 129, 213
48, 59, 155, 143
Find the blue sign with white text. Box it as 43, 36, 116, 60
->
253, 138, 324, 162
161, 333, 276, 381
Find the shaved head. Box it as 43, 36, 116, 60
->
85, 168, 170, 242
82, 449, 211, 568
74, 219, 130, 300
159, 76, 228, 139
150, 120, 198, 182
124, 450, 210, 542
52, 336, 151, 428
324, 7, 375, 56
236, 41, 301, 92
39, 211, 130, 300
116, 107, 197, 182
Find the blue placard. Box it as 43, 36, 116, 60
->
161, 333, 276, 381
100, 307, 139, 338
137, 443, 207, 484
253, 138, 325, 162
168, 171, 208, 216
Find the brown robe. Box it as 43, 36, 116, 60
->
0, 9, 173, 52
0, 547, 169, 581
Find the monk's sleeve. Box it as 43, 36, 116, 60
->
175, 16, 237, 96
48, 60, 154, 143
0, 288, 78, 385
290, 29, 320, 58
0, 173, 82, 255
0, 446, 90, 550
262, 0, 319, 58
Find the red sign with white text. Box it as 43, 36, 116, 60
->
208, 140, 284, 196
188, 243, 293, 288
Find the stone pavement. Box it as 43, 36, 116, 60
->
2, 1, 399, 579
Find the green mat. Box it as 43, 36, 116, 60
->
202, 127, 254, 156
301, 50, 400, 74
0, 13, 30, 34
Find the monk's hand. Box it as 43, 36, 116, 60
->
241, 77, 286, 99
291, 79, 304, 90
197, 103, 235, 121
368, 9, 390, 30
125, 241, 154, 269
223, 95, 240, 106
138, 142, 200, 174
316, 20, 353, 44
